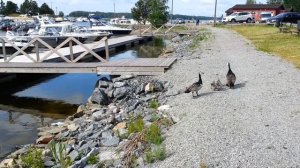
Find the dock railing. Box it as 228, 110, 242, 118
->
0, 35, 110, 63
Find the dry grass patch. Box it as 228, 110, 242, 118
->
229, 25, 300, 68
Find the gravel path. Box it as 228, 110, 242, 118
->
151, 27, 300, 168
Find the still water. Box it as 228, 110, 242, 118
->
0, 37, 166, 159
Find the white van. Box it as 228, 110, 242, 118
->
260, 12, 272, 23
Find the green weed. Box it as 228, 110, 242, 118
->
128, 117, 145, 134
21, 148, 44, 168
87, 154, 99, 165
145, 124, 163, 145
49, 141, 72, 168
149, 99, 159, 110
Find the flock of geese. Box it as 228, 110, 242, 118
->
185, 62, 236, 97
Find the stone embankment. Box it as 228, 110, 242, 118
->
0, 31, 196, 168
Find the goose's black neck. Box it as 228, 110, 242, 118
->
228, 63, 231, 70
198, 73, 202, 84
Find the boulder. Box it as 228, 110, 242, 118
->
68, 124, 79, 132
112, 122, 126, 132
90, 88, 110, 105
113, 87, 130, 100
113, 82, 126, 88
36, 135, 54, 144
145, 83, 154, 93
44, 161, 55, 167
154, 81, 164, 91
112, 74, 135, 83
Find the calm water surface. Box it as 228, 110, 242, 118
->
0, 37, 166, 159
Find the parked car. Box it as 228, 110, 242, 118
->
223, 12, 254, 23
174, 18, 185, 24
267, 12, 300, 27
259, 12, 273, 23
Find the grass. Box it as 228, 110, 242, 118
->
188, 29, 212, 50
145, 124, 163, 145
21, 148, 44, 168
49, 141, 72, 168
144, 145, 166, 163
228, 24, 300, 68
149, 99, 159, 110
87, 154, 99, 165
128, 117, 145, 134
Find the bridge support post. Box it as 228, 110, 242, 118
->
69, 41, 74, 61
105, 37, 109, 61
1, 40, 6, 62
35, 41, 40, 62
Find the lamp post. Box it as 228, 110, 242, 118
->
213, 0, 217, 26
171, 0, 173, 24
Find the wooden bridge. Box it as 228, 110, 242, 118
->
0, 35, 176, 75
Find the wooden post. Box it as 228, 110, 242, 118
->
69, 41, 74, 61
2, 40, 6, 62
35, 41, 40, 62
105, 37, 109, 61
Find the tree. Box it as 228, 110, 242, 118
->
266, 0, 283, 4
4, 1, 18, 15
246, 0, 256, 4
284, 0, 300, 12
39, 3, 54, 15
147, 0, 169, 27
20, 0, 39, 15
58, 11, 64, 17
0, 0, 5, 14
131, 0, 149, 24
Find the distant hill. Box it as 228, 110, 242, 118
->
68, 11, 215, 20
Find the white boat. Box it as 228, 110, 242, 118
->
0, 32, 34, 55
90, 21, 132, 35
28, 22, 109, 47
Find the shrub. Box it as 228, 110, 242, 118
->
87, 154, 99, 165
144, 145, 166, 163
21, 148, 44, 168
128, 117, 145, 134
149, 99, 159, 110
49, 141, 72, 168
145, 124, 163, 145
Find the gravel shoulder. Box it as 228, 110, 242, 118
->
152, 27, 300, 167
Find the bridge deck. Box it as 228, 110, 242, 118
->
0, 58, 177, 75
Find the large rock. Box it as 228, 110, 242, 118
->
154, 81, 164, 91
171, 36, 182, 43
0, 159, 15, 168
92, 109, 106, 121
113, 87, 130, 100
36, 135, 54, 144
113, 82, 126, 88
99, 149, 121, 162
112, 74, 135, 83
101, 131, 119, 147
112, 122, 126, 132
68, 123, 79, 132
69, 148, 99, 168
90, 88, 110, 105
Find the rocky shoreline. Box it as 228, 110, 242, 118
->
0, 30, 203, 168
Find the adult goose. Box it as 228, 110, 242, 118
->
185, 73, 203, 97
226, 62, 236, 88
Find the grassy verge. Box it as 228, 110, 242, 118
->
228, 24, 300, 68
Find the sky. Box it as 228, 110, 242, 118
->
10, 0, 267, 17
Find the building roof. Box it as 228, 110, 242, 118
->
232, 4, 284, 10
226, 4, 285, 14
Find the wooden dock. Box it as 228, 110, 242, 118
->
0, 58, 177, 75
0, 35, 176, 75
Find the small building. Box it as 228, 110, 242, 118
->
225, 4, 287, 21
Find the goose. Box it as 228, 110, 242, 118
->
185, 73, 203, 97
226, 62, 236, 88
211, 79, 223, 91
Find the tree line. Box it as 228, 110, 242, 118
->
0, 0, 64, 17
246, 0, 300, 12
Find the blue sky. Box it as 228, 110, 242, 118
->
11, 0, 266, 16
